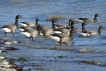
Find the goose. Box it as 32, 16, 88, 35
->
86, 25, 104, 36
18, 26, 33, 32
77, 14, 100, 23
18, 18, 39, 32
79, 23, 104, 37
38, 19, 72, 37
37, 19, 73, 38
54, 27, 70, 35
20, 18, 39, 27
20, 28, 40, 41
53, 19, 73, 29
53, 19, 73, 35
52, 19, 74, 30
78, 22, 89, 37
50, 21, 75, 45
54, 20, 80, 35
37, 24, 54, 38
2, 15, 22, 36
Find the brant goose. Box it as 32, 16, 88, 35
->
77, 14, 100, 23
86, 25, 104, 36
78, 22, 89, 37
52, 19, 74, 30
50, 21, 75, 45
37, 24, 54, 38
20, 18, 39, 27
20, 28, 40, 41
2, 15, 22, 36
78, 22, 104, 37
18, 26, 33, 32
54, 20, 80, 35
53, 19, 74, 35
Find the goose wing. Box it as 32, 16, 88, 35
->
20, 22, 35, 26
52, 33, 68, 38
2, 24, 16, 30
78, 18, 93, 22
87, 30, 98, 35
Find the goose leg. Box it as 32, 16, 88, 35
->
32, 38, 35, 41
64, 43, 67, 46
31, 37, 35, 41
32, 37, 33, 41
4, 32, 7, 36
12, 32, 14, 37
71, 41, 75, 44
27, 37, 31, 41
59, 39, 62, 46
59, 43, 62, 46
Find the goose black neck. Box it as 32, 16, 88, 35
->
71, 21, 75, 29
98, 27, 101, 35
93, 17, 97, 22
70, 21, 74, 40
68, 20, 72, 29
70, 29, 74, 40
36, 19, 38, 26
69, 19, 72, 26
15, 19, 18, 27
82, 22, 86, 31
52, 19, 55, 29
69, 19, 74, 26
69, 22, 71, 26
71, 24, 74, 30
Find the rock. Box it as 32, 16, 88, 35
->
2, 60, 9, 65
16, 66, 23, 71
5, 46, 18, 50
0, 56, 5, 60
0, 56, 17, 71
0, 50, 7, 53
4, 40, 12, 45
58, 55, 65, 58
18, 58, 27, 62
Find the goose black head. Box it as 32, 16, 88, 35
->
95, 14, 100, 17
69, 19, 74, 22
99, 25, 104, 29
36, 18, 39, 21
16, 15, 22, 19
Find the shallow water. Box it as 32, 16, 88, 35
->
0, 0, 106, 71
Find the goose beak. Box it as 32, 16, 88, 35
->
19, 16, 23, 18
102, 26, 104, 28
100, 25, 104, 28
102, 27, 106, 30
98, 14, 100, 16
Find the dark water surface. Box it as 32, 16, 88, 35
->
0, 0, 106, 71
